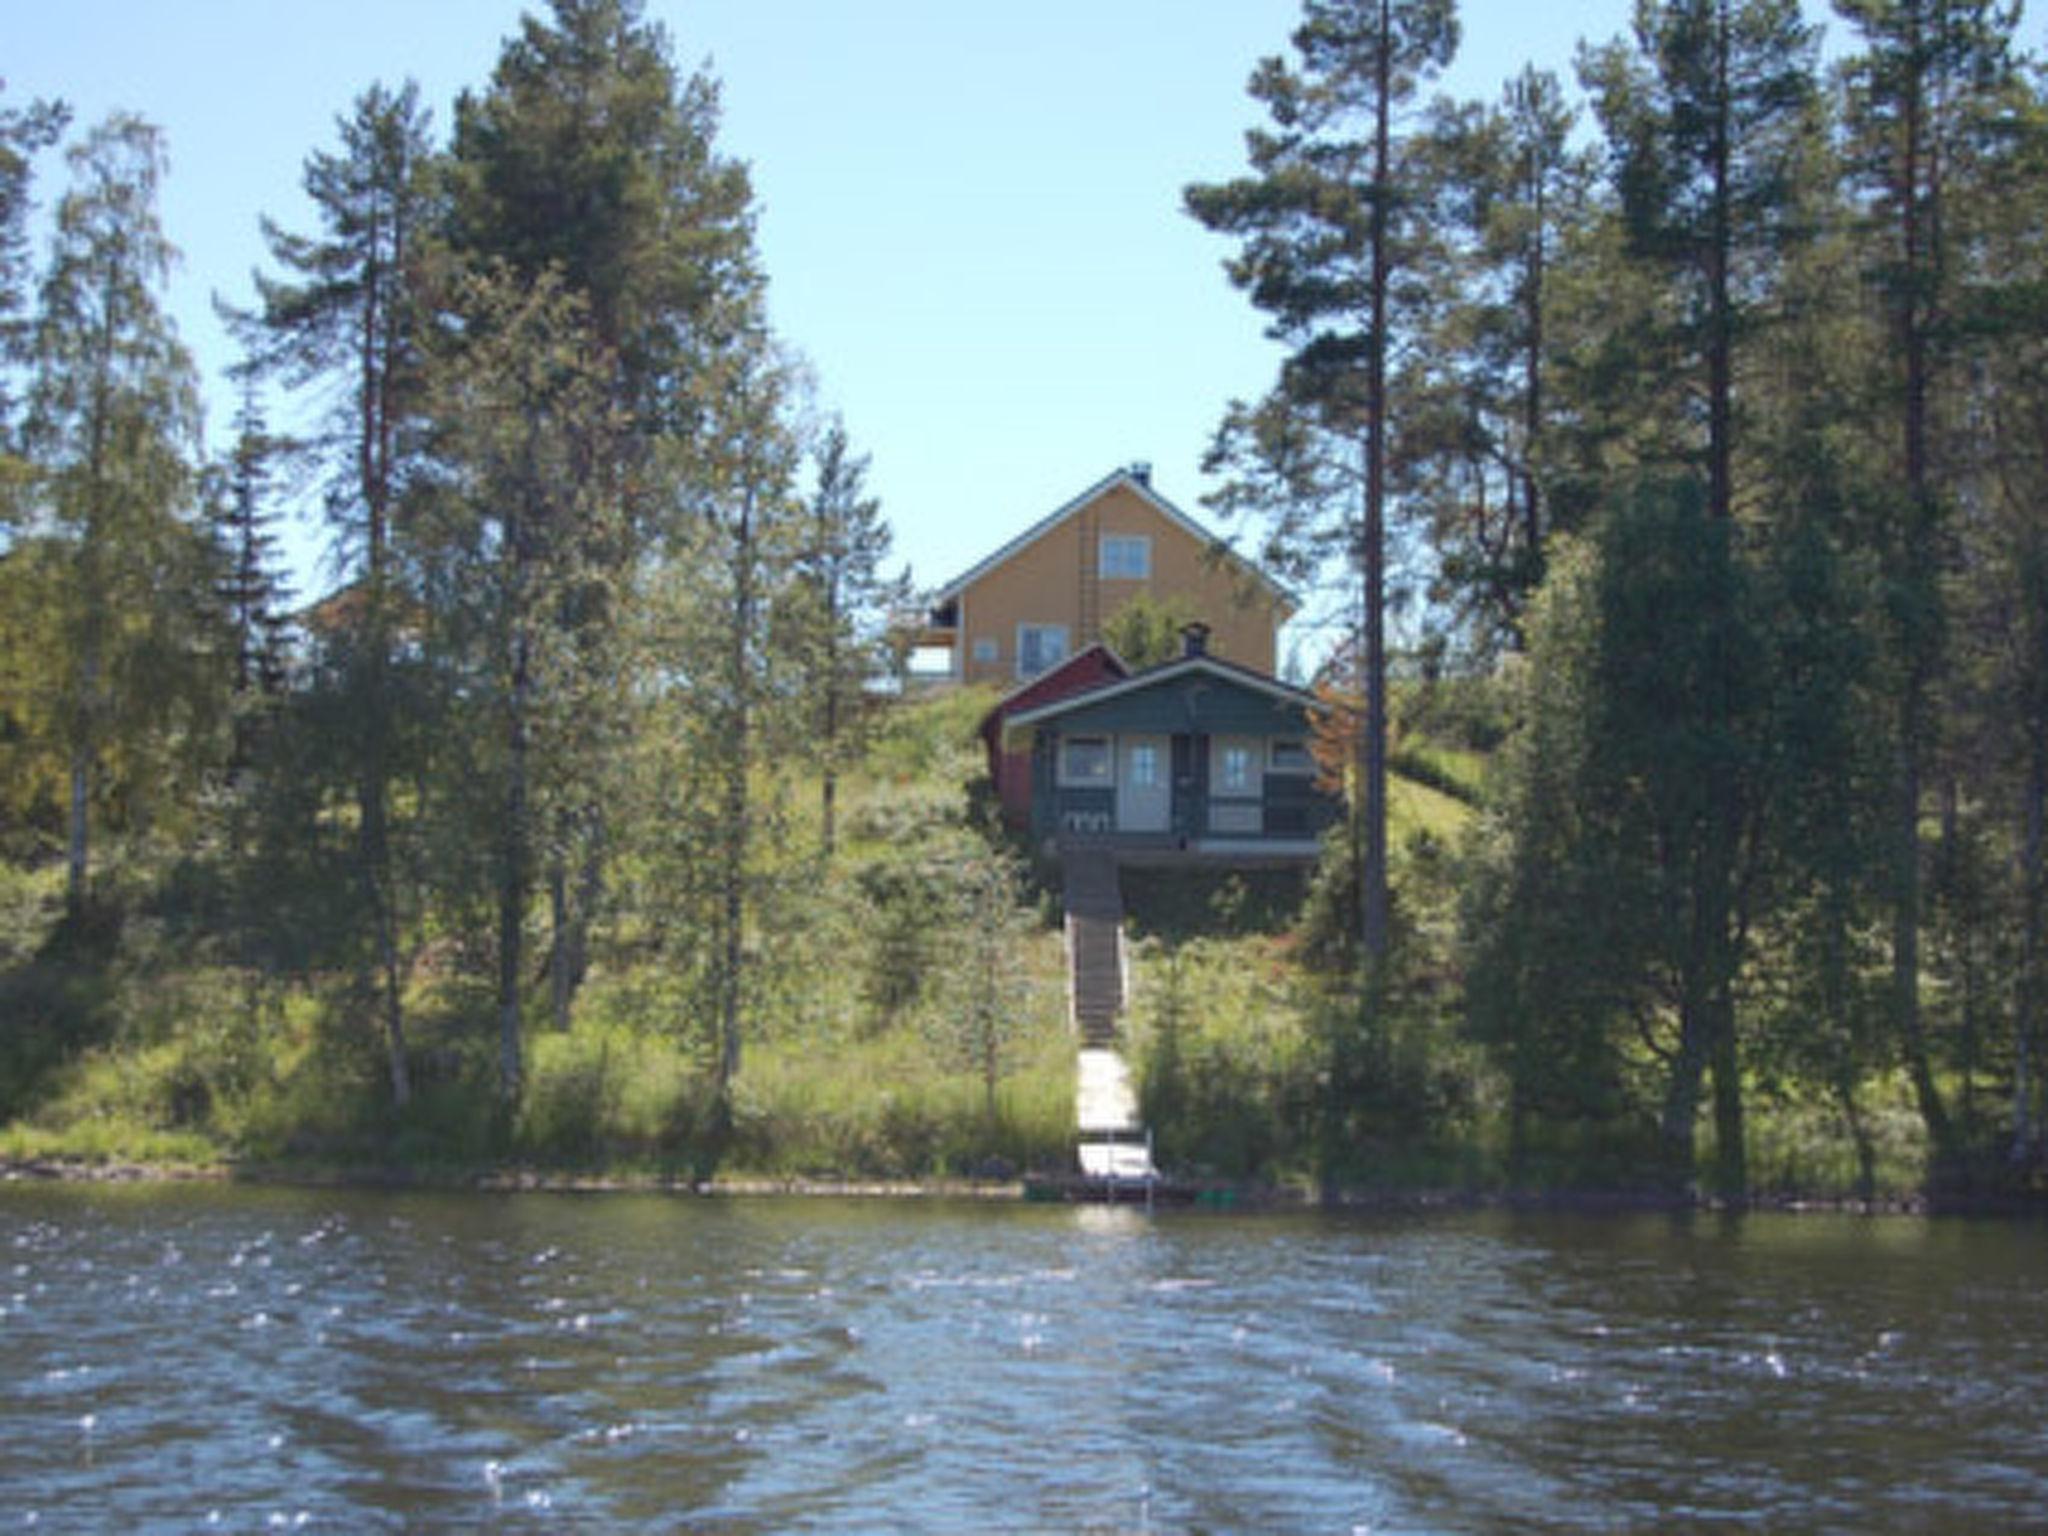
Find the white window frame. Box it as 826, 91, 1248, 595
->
1212, 735, 1259, 796
1016, 622, 1069, 678
1059, 734, 1115, 787
1099, 533, 1151, 580
1267, 738, 1312, 775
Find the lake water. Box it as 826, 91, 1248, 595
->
3, 1183, 2046, 1531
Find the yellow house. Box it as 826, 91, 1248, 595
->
921, 465, 1289, 684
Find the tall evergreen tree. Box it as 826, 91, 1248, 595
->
418, 265, 625, 1106
231, 78, 437, 1108
789, 418, 901, 858
1187, 0, 1459, 968
1835, 0, 2023, 1169
447, 0, 758, 442
447, 0, 766, 1041
210, 375, 292, 767
1406, 66, 1592, 649
1937, 54, 2048, 1163
1578, 0, 1820, 1193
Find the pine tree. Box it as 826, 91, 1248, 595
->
447, 0, 766, 1046
447, 0, 757, 438
789, 418, 902, 857
417, 264, 626, 1107
231, 78, 436, 1108
210, 374, 292, 771
1406, 67, 1593, 650
1835, 0, 2024, 1170
1187, 0, 1460, 970
1578, 0, 1821, 1195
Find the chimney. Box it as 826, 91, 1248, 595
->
1179, 621, 1211, 659
1129, 460, 1152, 487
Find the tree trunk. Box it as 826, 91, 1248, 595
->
1696, 6, 1745, 1202
821, 671, 839, 858
498, 620, 532, 1107
374, 889, 410, 1109
359, 560, 411, 1106
1521, 165, 1546, 606
1890, 0, 1955, 1173
1708, 981, 1746, 1201
67, 748, 90, 916
1894, 721, 1953, 1162
1359, 0, 1393, 965
1839, 1071, 1877, 1203
1661, 978, 1710, 1192
714, 478, 758, 1113
363, 768, 411, 1109
550, 859, 573, 1034
2014, 693, 2046, 1162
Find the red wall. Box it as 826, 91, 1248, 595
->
978, 647, 1127, 827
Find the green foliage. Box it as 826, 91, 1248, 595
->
1121, 865, 1310, 944
18, 113, 220, 910
1131, 936, 1318, 1180
10, 0, 2048, 1209
1187, 0, 1462, 965
1099, 591, 1200, 670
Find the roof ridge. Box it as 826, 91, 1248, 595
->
927, 466, 1287, 606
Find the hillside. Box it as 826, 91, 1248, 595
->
0, 689, 1076, 1179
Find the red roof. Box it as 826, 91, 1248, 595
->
978, 644, 1130, 825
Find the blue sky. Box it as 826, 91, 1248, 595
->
12, 0, 1726, 649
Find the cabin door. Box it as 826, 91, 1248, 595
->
1118, 733, 1171, 833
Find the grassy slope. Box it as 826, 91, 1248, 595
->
0, 686, 1080, 1179
0, 682, 1488, 1183
0, 688, 1934, 1199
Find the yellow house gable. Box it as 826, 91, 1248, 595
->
927, 466, 1289, 685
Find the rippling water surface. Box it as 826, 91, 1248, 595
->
3, 1183, 2046, 1530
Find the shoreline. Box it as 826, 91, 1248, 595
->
5, 1154, 2034, 1216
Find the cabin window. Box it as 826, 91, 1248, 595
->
1214, 738, 1257, 795
1128, 741, 1159, 787
972, 636, 999, 665
1060, 735, 1113, 786
1099, 533, 1151, 580
1268, 738, 1311, 774
1016, 623, 1069, 677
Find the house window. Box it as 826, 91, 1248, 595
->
1216, 741, 1256, 794
972, 637, 999, 665
1017, 623, 1069, 677
1128, 741, 1159, 787
1060, 735, 1113, 786
1099, 534, 1151, 580
1268, 738, 1311, 774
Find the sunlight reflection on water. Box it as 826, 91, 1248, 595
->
2, 1185, 2047, 1529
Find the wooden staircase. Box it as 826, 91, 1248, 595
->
1063, 849, 1124, 1048
1062, 849, 1157, 1189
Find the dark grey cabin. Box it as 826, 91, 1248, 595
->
1003, 631, 1339, 859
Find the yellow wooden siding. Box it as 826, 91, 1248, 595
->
955, 484, 1281, 683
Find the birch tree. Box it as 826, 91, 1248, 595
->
25, 115, 211, 914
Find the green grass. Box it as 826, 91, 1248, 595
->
1390, 774, 1474, 845
0, 684, 1079, 1183
0, 681, 1974, 1208
1390, 740, 1488, 808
